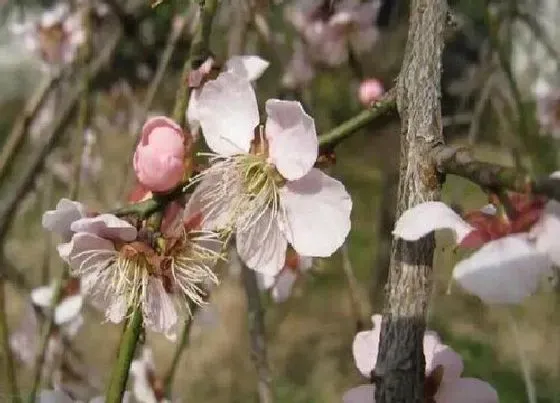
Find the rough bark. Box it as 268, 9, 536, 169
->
375, 1, 447, 402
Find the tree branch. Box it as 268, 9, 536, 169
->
375, 0, 447, 401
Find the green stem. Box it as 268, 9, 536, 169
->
0, 277, 20, 403
105, 307, 143, 403
317, 89, 397, 150
172, 0, 219, 126
27, 276, 65, 403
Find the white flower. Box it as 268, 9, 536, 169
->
42, 198, 88, 241
188, 72, 352, 275
38, 389, 131, 403
130, 347, 171, 403
186, 55, 269, 138
393, 201, 555, 304
58, 211, 222, 340
258, 252, 313, 302
344, 315, 498, 403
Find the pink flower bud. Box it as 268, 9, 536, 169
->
358, 78, 384, 106
133, 116, 187, 193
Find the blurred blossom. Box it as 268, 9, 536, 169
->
130, 347, 171, 403
186, 55, 269, 139
133, 117, 189, 193
535, 81, 560, 139
358, 78, 384, 106
45, 204, 223, 340
286, 0, 380, 67
30, 92, 57, 141
38, 389, 131, 403
344, 315, 499, 403
80, 128, 103, 181
10, 3, 85, 70
282, 40, 315, 89
258, 249, 313, 302
186, 72, 352, 276
393, 179, 560, 304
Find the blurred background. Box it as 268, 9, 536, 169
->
1, 0, 560, 401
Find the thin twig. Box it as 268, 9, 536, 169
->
0, 69, 64, 185
0, 276, 20, 403
241, 263, 274, 403
340, 244, 368, 331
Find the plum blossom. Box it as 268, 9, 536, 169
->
48, 205, 222, 340
130, 347, 171, 403
42, 198, 89, 241
38, 389, 131, 403
10, 3, 85, 69
187, 71, 352, 275
186, 55, 269, 138
133, 117, 190, 193
258, 249, 313, 302
344, 315, 498, 403
535, 80, 560, 138
286, 0, 380, 67
282, 40, 315, 89
392, 192, 560, 304
358, 79, 384, 107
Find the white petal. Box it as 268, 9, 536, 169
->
265, 99, 318, 180
31, 285, 55, 308
10, 302, 38, 365
342, 384, 376, 403
186, 90, 201, 137
197, 71, 259, 155
271, 269, 298, 302
453, 235, 552, 304
142, 277, 178, 340
38, 390, 74, 403
436, 377, 499, 403
54, 295, 83, 325
430, 344, 464, 383
532, 200, 560, 266
42, 198, 86, 239
236, 209, 288, 276
353, 329, 379, 377
279, 168, 351, 257
62, 232, 115, 275
225, 55, 269, 81
393, 202, 474, 243
62, 315, 84, 339
106, 295, 128, 323
70, 214, 137, 242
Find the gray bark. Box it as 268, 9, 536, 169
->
375, 1, 448, 402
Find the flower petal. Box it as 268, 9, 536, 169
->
430, 344, 464, 383
197, 71, 259, 155
352, 315, 382, 377
70, 214, 137, 242
140, 116, 183, 145
142, 277, 178, 340
42, 198, 87, 240
342, 384, 376, 403
265, 99, 318, 180
279, 168, 351, 257
271, 269, 298, 302
10, 302, 38, 365
31, 285, 55, 308
393, 202, 474, 243
186, 90, 202, 137
54, 295, 83, 325
532, 200, 560, 266
60, 232, 115, 274
236, 209, 288, 276
453, 235, 552, 304
225, 55, 269, 81
436, 377, 499, 403
105, 294, 128, 323
38, 390, 74, 403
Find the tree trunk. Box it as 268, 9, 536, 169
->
375, 1, 448, 402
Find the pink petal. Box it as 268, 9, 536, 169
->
197, 71, 259, 155
265, 99, 318, 180
59, 232, 115, 274
430, 344, 464, 383
453, 235, 552, 304
70, 214, 137, 242
54, 295, 83, 325
142, 277, 178, 340
134, 145, 185, 192
236, 209, 288, 276
436, 377, 499, 403
279, 168, 351, 257
271, 269, 298, 302
42, 198, 87, 240
342, 384, 376, 403
393, 202, 474, 244
140, 116, 183, 146
352, 315, 382, 377
225, 55, 270, 81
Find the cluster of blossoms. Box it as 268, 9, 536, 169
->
393, 174, 560, 304
345, 315, 499, 402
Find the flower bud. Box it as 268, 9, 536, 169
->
358, 78, 384, 106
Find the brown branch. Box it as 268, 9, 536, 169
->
375, 0, 447, 402
432, 144, 560, 201
0, 29, 122, 245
